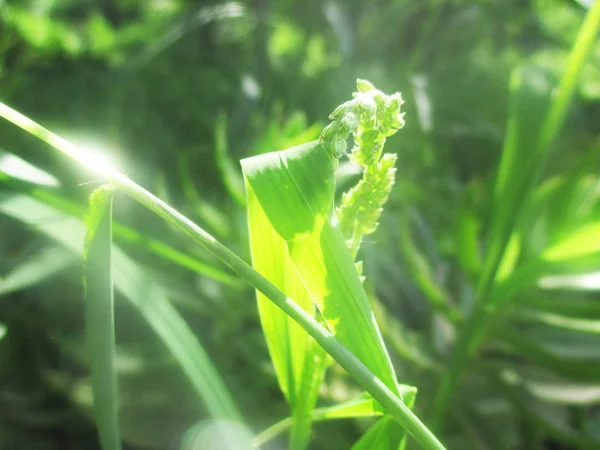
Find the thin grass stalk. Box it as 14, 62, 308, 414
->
0, 102, 446, 450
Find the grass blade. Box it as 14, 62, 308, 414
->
0, 192, 240, 421
252, 387, 416, 448
247, 180, 327, 449
0, 176, 239, 286
84, 186, 121, 450
215, 112, 246, 206
0, 246, 73, 296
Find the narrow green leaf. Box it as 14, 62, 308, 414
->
84, 186, 121, 450
313, 386, 416, 422
0, 246, 74, 296
484, 65, 554, 296
351, 388, 418, 450
215, 112, 246, 206
543, 221, 600, 261
251, 390, 417, 449
0, 149, 59, 186
398, 215, 457, 321
486, 368, 600, 449
519, 310, 600, 335
247, 180, 327, 449
0, 175, 239, 286
351, 417, 395, 450
0, 192, 240, 421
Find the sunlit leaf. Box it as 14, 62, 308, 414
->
0, 149, 59, 186
242, 141, 399, 396
247, 179, 327, 449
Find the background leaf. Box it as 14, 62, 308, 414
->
84, 186, 121, 450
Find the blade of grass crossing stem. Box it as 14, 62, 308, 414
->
0, 193, 240, 421
253, 387, 417, 449
242, 141, 399, 397
352, 388, 417, 450
0, 175, 239, 286
0, 246, 74, 296
84, 186, 121, 450
0, 103, 446, 450
432, 2, 600, 430
247, 181, 327, 449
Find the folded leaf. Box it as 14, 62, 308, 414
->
247, 180, 327, 449
242, 141, 399, 396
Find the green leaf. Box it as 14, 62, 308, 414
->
0, 246, 74, 296
351, 417, 395, 450
215, 112, 246, 206
252, 389, 416, 449
242, 141, 399, 397
0, 175, 239, 286
313, 386, 416, 422
0, 149, 59, 186
484, 65, 554, 294
518, 310, 600, 335
543, 221, 600, 261
84, 186, 121, 450
246, 179, 327, 449
351, 387, 417, 450
0, 192, 240, 421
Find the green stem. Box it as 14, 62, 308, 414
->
0, 102, 446, 450
430, 1, 600, 431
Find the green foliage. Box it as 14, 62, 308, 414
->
1, 1, 600, 449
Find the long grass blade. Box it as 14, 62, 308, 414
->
84, 186, 121, 450
0, 246, 73, 296
0, 175, 239, 286
0, 192, 240, 421
252, 387, 416, 449
247, 180, 327, 449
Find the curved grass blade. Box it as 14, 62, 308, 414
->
352, 387, 417, 450
0, 149, 59, 186
0, 175, 239, 286
0, 246, 74, 296
215, 112, 246, 206
0, 192, 240, 421
252, 386, 417, 449
84, 186, 121, 450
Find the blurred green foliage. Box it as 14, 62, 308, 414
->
1, 0, 600, 449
